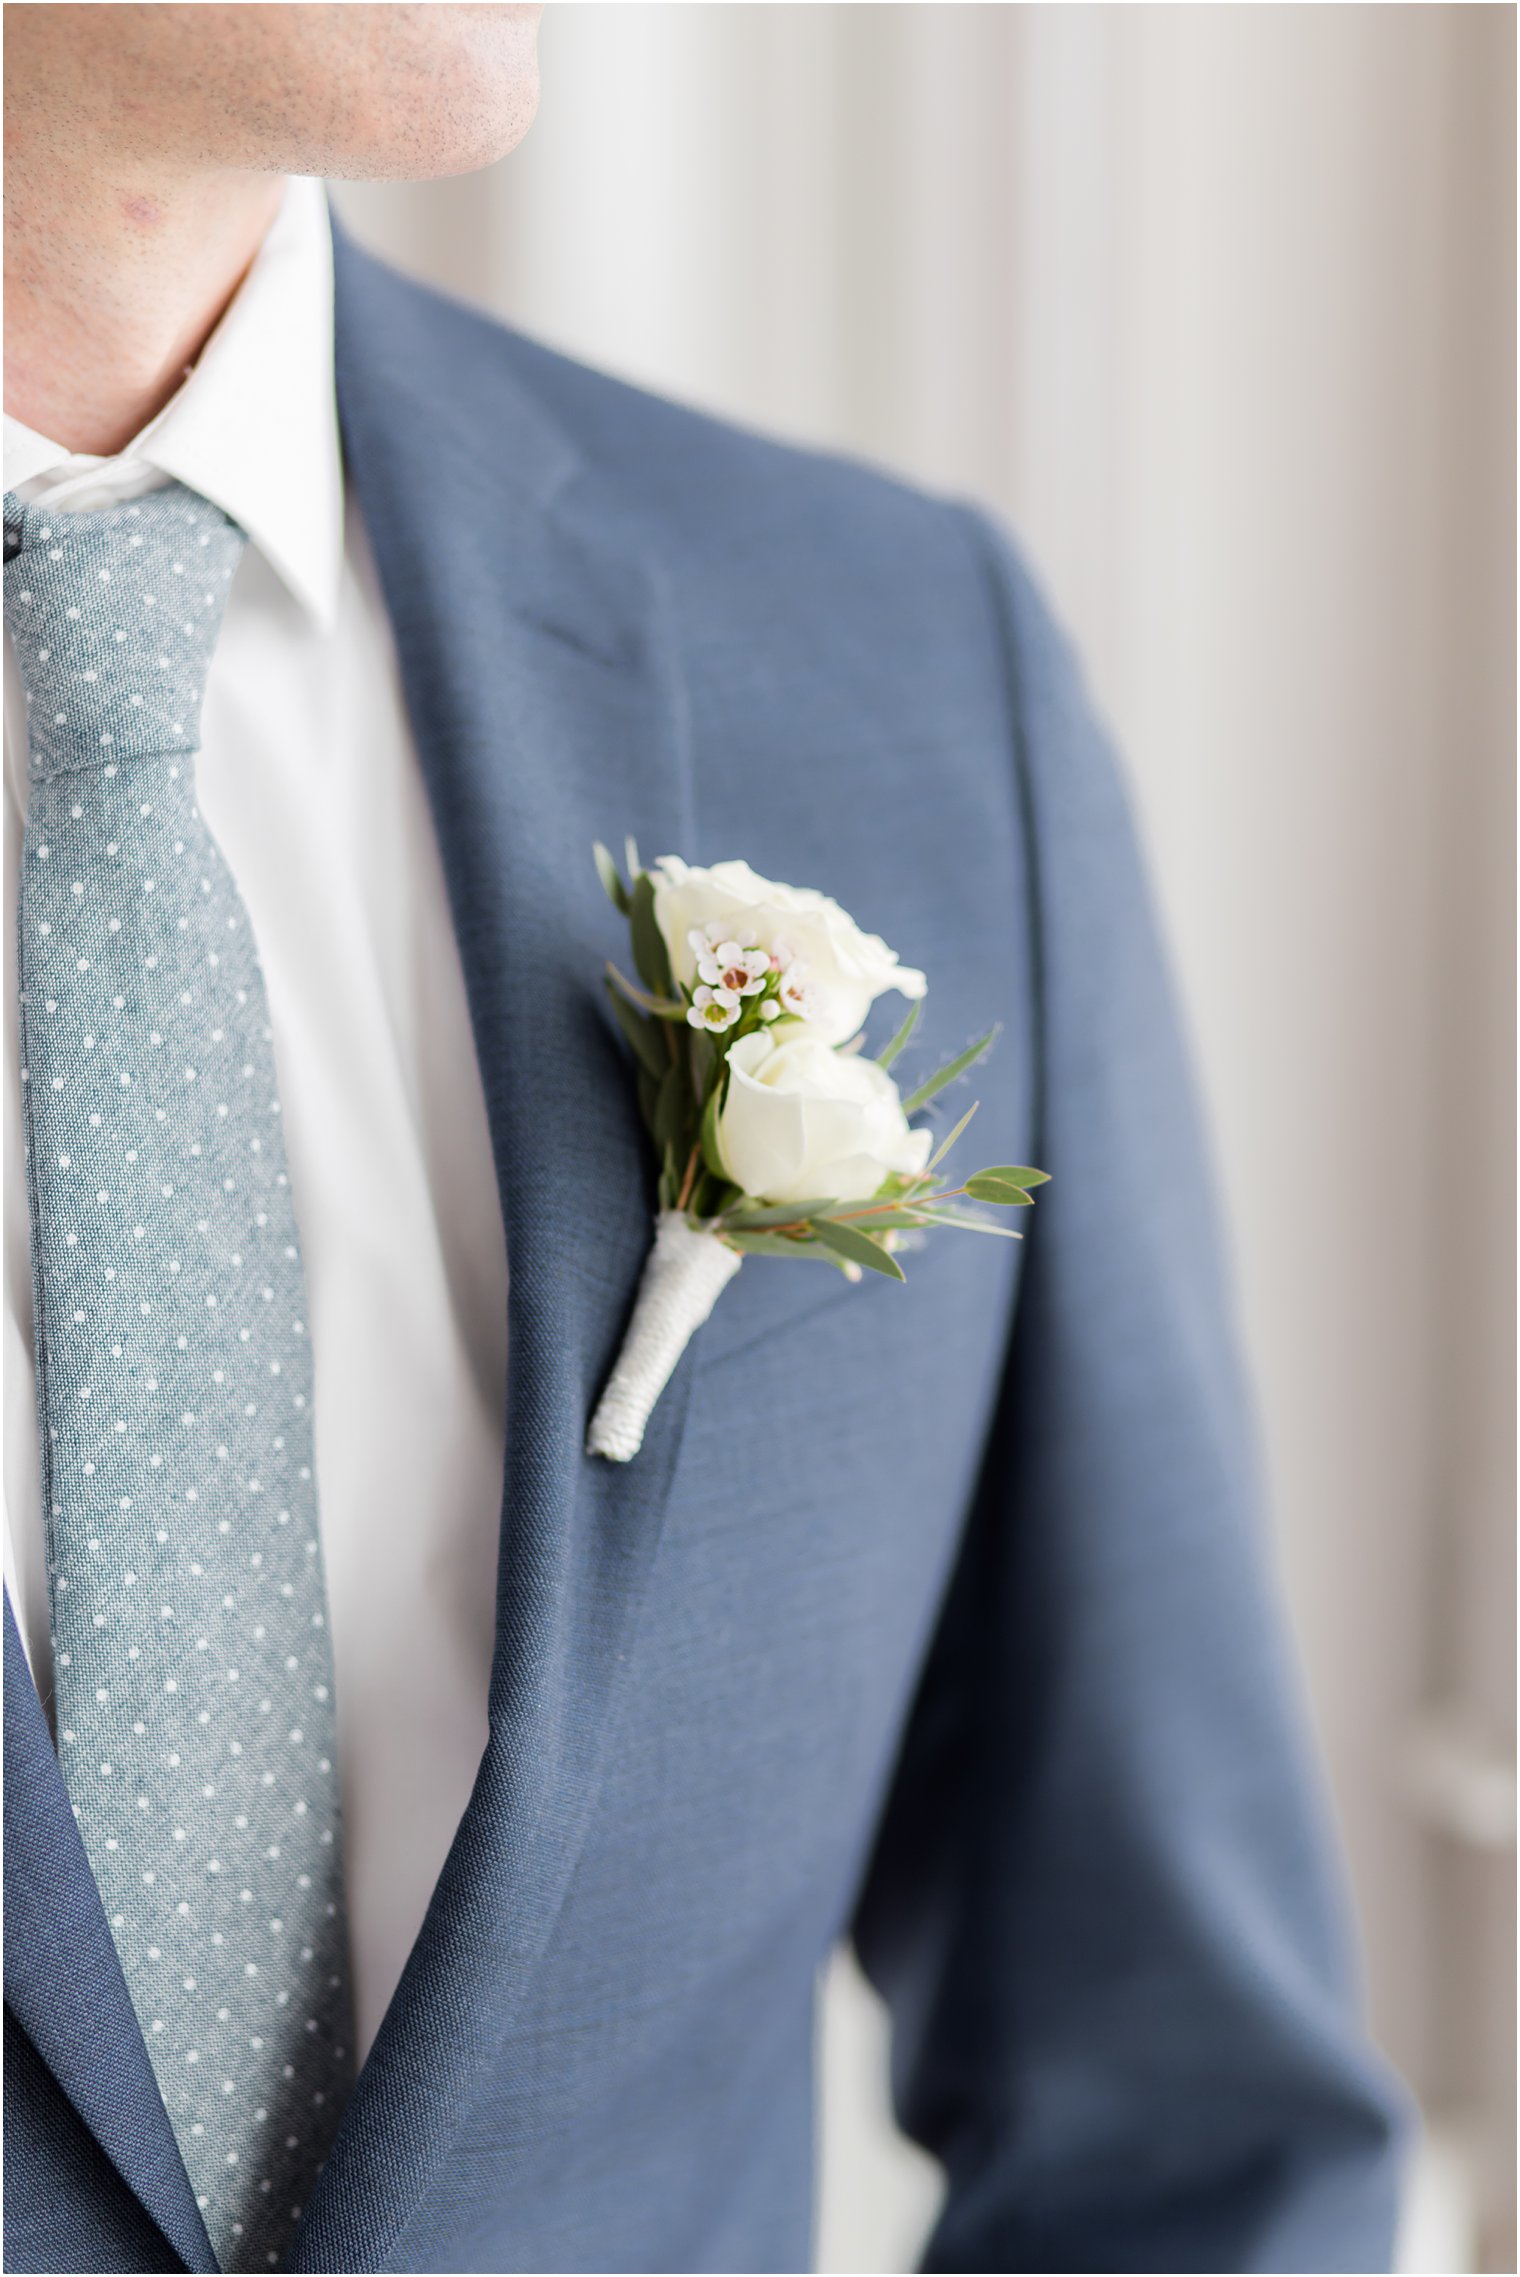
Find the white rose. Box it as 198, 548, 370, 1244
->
652, 856, 926, 1048
715, 1029, 933, 1206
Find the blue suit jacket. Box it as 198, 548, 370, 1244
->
5, 232, 1405, 2274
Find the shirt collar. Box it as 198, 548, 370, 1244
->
2, 176, 343, 632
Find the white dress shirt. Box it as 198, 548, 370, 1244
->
3, 177, 509, 2063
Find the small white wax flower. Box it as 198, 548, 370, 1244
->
698, 940, 769, 997
687, 985, 740, 1033
775, 959, 815, 1020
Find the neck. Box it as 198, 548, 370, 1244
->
4, 141, 282, 456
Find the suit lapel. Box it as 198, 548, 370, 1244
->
4, 1595, 217, 2271
286, 236, 701, 2271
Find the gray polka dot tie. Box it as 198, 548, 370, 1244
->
5, 484, 355, 2272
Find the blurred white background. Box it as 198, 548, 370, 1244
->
333, 6, 1516, 2270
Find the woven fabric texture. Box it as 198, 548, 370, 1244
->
6, 485, 354, 2272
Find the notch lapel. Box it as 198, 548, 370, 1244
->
4, 1595, 217, 2272
287, 237, 701, 2271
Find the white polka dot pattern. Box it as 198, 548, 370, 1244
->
5, 486, 354, 2274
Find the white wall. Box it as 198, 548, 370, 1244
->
333, 7, 1515, 2266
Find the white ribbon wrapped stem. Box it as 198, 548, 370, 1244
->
587, 1210, 743, 1462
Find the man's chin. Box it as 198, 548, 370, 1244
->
322, 79, 542, 187
312, 13, 542, 185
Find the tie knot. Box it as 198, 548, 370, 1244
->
3, 483, 246, 779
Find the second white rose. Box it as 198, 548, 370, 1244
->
715, 1029, 933, 1207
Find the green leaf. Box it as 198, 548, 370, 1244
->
629, 871, 673, 998
824, 1207, 933, 1231
875, 998, 920, 1070
593, 841, 630, 914
965, 1173, 1036, 1205
723, 1228, 847, 1264
688, 1023, 717, 1104
654, 1063, 686, 1160
692, 1170, 740, 1219
901, 1026, 999, 1115
624, 835, 643, 882
605, 962, 686, 1019
917, 1208, 1025, 1239
811, 1217, 907, 1281
722, 1197, 837, 1230
604, 976, 667, 1079
970, 1164, 1050, 1190
925, 1100, 979, 1175
699, 1084, 728, 1181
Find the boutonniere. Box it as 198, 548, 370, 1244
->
586, 843, 1048, 1460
